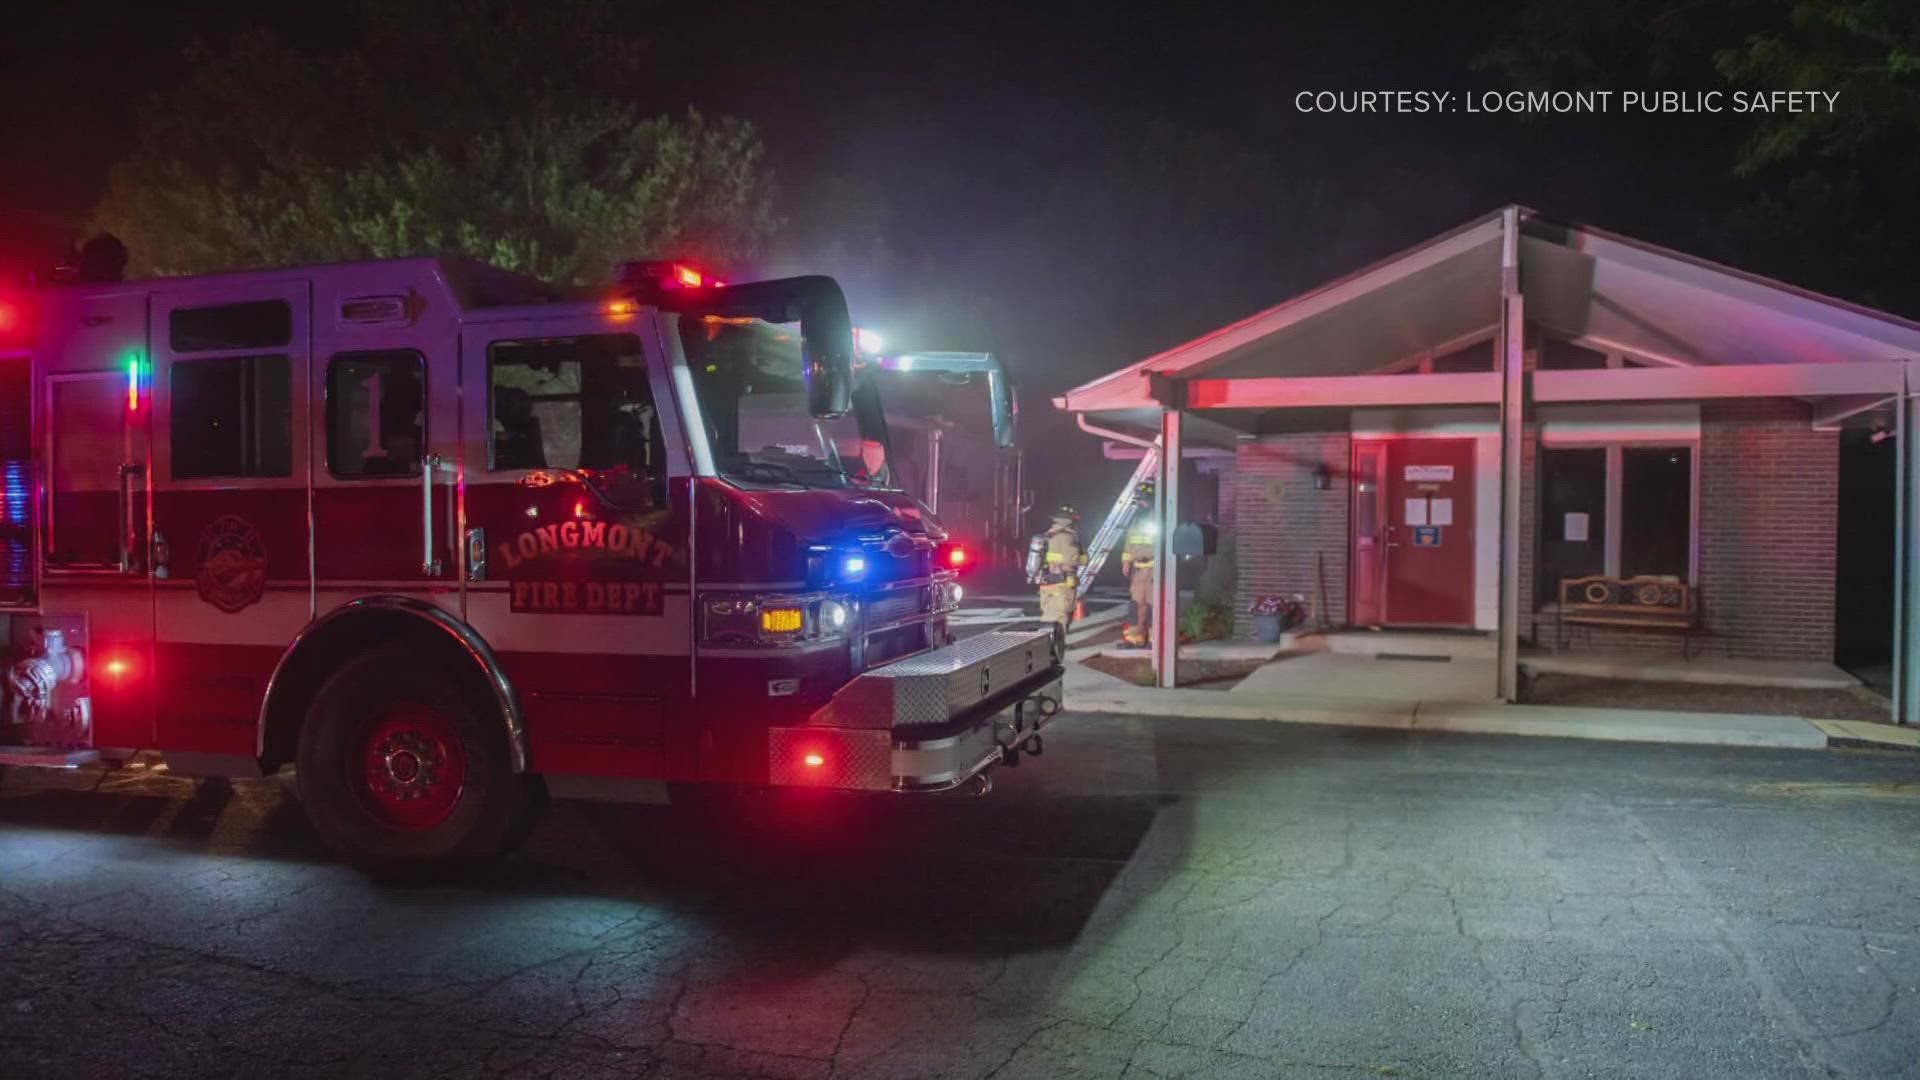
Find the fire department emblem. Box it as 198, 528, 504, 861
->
196, 515, 268, 613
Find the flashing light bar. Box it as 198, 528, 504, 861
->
618, 261, 725, 291
125, 354, 147, 411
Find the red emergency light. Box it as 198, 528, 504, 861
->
946, 544, 969, 569
618, 261, 725, 292
0, 295, 33, 346
100, 653, 136, 683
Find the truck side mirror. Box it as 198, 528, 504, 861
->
986, 365, 1016, 450
877, 352, 1018, 449
790, 278, 853, 419
801, 317, 852, 419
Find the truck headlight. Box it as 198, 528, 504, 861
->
931, 575, 963, 613
702, 593, 851, 647
820, 599, 850, 631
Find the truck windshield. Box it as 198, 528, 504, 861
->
681, 315, 886, 489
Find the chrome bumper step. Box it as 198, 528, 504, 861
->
768, 627, 1066, 792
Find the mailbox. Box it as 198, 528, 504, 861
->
1172, 523, 1217, 557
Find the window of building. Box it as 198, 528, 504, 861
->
1620, 446, 1691, 578
1536, 442, 1695, 605
169, 300, 293, 352
487, 334, 664, 505
327, 351, 425, 478
170, 356, 293, 479
1537, 447, 1608, 602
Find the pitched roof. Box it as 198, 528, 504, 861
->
1056, 205, 1920, 415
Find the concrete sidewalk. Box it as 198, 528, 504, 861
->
1063, 657, 1915, 752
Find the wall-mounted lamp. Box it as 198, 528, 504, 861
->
1312, 463, 1332, 491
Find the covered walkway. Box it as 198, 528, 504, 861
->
1056, 206, 1920, 728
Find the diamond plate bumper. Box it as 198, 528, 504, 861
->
813, 628, 1063, 729
767, 627, 1066, 792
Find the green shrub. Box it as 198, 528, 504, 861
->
1195, 535, 1237, 608
1179, 598, 1232, 642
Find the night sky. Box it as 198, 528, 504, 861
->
0, 0, 1774, 519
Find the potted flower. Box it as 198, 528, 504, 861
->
1249, 594, 1293, 643
1248, 593, 1307, 642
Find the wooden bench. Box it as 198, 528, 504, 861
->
1554, 575, 1703, 658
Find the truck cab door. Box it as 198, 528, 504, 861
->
148, 284, 311, 757
308, 301, 460, 612
458, 313, 693, 780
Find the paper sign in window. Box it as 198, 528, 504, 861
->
1430, 498, 1453, 526
1404, 498, 1428, 526
1564, 511, 1590, 542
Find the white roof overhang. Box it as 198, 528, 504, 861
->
1057, 206, 1920, 441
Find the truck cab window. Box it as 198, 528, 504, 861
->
169, 355, 293, 479
681, 315, 880, 489
169, 300, 292, 352
487, 333, 663, 504
326, 351, 425, 478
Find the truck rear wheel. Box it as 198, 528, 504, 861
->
296, 645, 538, 875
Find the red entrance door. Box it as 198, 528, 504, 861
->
1350, 438, 1475, 627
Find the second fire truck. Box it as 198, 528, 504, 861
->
0, 258, 1065, 871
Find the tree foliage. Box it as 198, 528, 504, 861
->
1479, 0, 1920, 315
94, 0, 778, 282
1712, 0, 1920, 172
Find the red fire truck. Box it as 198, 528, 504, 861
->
0, 259, 1064, 870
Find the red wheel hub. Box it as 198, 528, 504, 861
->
356, 704, 468, 831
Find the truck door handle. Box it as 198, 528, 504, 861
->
466, 528, 487, 582
422, 454, 443, 577
117, 463, 144, 573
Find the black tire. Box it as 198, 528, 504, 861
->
296, 645, 539, 876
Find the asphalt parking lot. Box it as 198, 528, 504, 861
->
2, 715, 1917, 1079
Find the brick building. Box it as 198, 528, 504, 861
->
1056, 207, 1918, 716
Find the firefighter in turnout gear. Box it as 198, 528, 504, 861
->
1119, 521, 1157, 648
1034, 507, 1085, 630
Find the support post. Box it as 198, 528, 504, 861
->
1154, 407, 1183, 687
1900, 361, 1915, 724
927, 429, 943, 513
1496, 207, 1525, 703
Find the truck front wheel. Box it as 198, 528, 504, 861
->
296, 645, 539, 874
